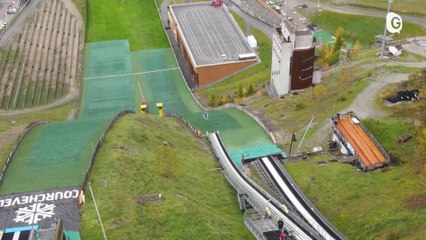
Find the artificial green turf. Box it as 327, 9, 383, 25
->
0, 118, 110, 195
86, 0, 169, 51
79, 115, 255, 240
131, 48, 274, 153
311, 10, 426, 47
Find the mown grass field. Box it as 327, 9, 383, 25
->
325, 0, 426, 17
80, 115, 254, 239
311, 10, 426, 46
86, 0, 168, 50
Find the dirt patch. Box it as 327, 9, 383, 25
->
0, 125, 25, 147
134, 194, 165, 204
67, 107, 76, 120
405, 194, 426, 210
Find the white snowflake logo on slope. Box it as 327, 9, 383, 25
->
13, 203, 56, 224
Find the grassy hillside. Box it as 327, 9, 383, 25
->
325, 0, 426, 17
285, 153, 426, 239
86, 0, 168, 50
80, 115, 254, 239
311, 10, 426, 47
284, 71, 426, 239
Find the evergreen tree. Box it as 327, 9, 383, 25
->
331, 27, 345, 65
209, 94, 217, 106
237, 84, 244, 98
332, 27, 345, 54
247, 82, 256, 95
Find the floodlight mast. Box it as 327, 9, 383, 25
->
284, 0, 287, 20
380, 0, 393, 58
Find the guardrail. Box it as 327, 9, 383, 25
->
243, 213, 268, 240
208, 131, 320, 240
165, 112, 203, 137
82, 110, 134, 187
0, 119, 48, 184
263, 156, 347, 240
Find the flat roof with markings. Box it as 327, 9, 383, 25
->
169, 2, 255, 67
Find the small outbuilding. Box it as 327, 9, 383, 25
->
247, 35, 257, 49
388, 44, 403, 57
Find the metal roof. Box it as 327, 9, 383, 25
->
169, 3, 255, 67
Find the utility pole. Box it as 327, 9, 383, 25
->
88, 182, 107, 240
298, 116, 314, 152
380, 0, 393, 58
284, 0, 287, 20
288, 132, 296, 156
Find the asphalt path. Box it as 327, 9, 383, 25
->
0, 0, 42, 48
225, 1, 273, 39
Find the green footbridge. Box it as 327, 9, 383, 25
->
0, 40, 283, 196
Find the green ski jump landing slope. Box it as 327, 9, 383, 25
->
0, 41, 138, 195
132, 48, 283, 163
0, 42, 282, 195
0, 40, 282, 195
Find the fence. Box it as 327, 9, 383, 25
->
0, 119, 48, 184
165, 112, 203, 137
0, 0, 31, 36
208, 132, 319, 239
82, 110, 134, 187
73, 0, 88, 119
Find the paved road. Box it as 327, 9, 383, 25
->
303, 60, 426, 148
0, 0, 42, 48
225, 1, 273, 39
317, 1, 426, 28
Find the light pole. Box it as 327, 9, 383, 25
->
380, 0, 393, 58
284, 0, 287, 21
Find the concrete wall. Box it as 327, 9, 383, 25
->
313, 69, 321, 84
295, 33, 313, 49
271, 29, 292, 95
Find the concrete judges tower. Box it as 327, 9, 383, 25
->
270, 21, 315, 96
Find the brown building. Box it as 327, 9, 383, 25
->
270, 21, 316, 96
331, 112, 391, 171
168, 2, 257, 88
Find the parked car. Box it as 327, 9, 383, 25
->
0, 21, 6, 31
7, 7, 17, 14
